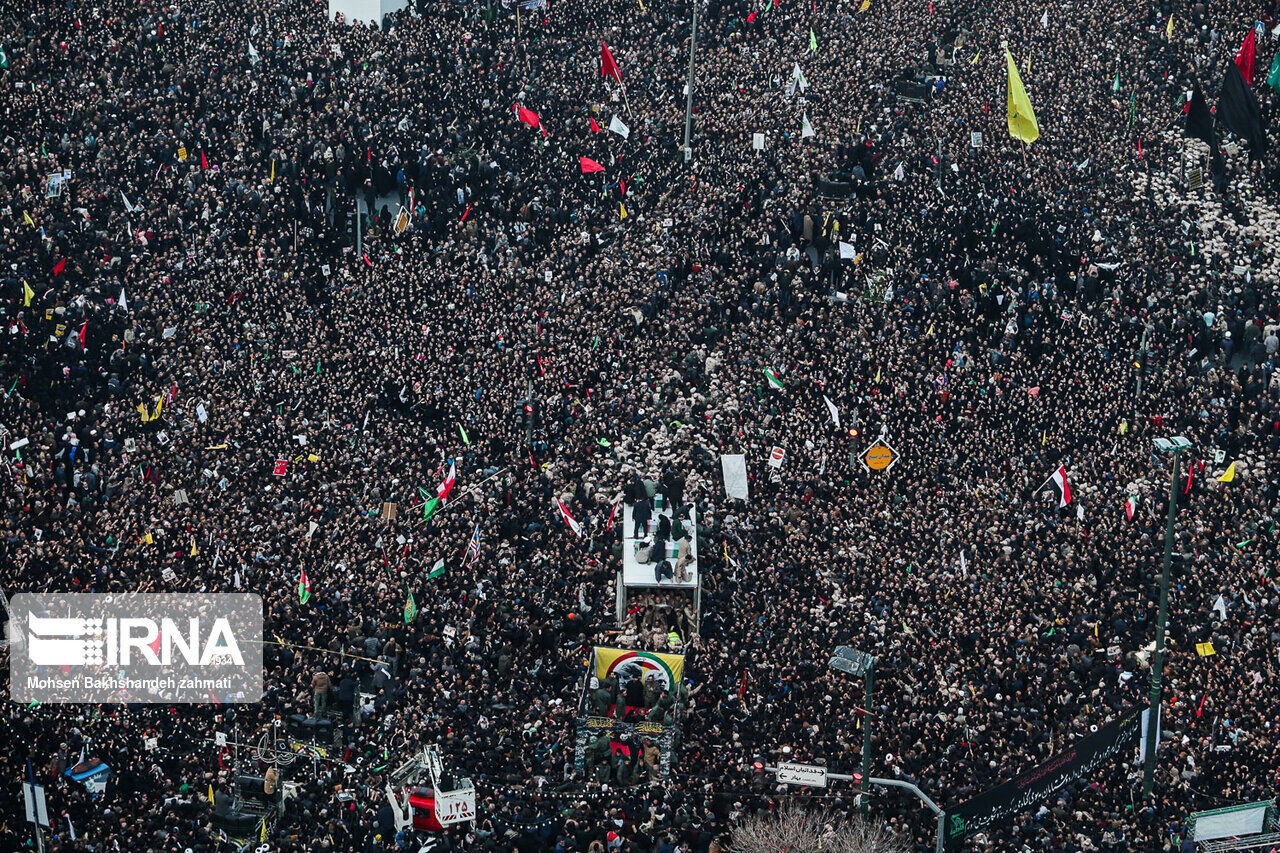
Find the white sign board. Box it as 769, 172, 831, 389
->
23, 782, 50, 826
776, 762, 828, 788
434, 786, 476, 826
768, 446, 785, 468
752, 133, 766, 150
720, 454, 749, 500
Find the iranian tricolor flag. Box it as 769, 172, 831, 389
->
764, 367, 785, 390
298, 568, 311, 604
556, 498, 583, 537
422, 462, 457, 522
1124, 494, 1138, 521
1044, 465, 1072, 507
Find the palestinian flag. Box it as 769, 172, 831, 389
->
403, 589, 417, 623
298, 568, 311, 604
428, 559, 446, 579
764, 367, 785, 390
1124, 494, 1137, 521
557, 498, 583, 537
1045, 465, 1071, 507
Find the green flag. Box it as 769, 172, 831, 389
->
403, 589, 417, 623
1112, 73, 1119, 93
1268, 52, 1280, 95
809, 28, 818, 54
459, 423, 471, 445
422, 496, 440, 521
428, 559, 446, 579
0, 45, 8, 69
763, 367, 785, 390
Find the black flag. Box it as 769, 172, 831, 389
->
1217, 62, 1267, 158
1185, 85, 1214, 146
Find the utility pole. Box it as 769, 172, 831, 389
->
1143, 436, 1190, 798
862, 659, 874, 816
355, 196, 363, 257
682, 0, 699, 162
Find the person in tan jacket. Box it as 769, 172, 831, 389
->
311, 670, 331, 718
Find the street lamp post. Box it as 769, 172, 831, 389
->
830, 647, 874, 816
681, 0, 699, 162
1143, 436, 1191, 798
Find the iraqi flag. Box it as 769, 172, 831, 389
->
1124, 494, 1138, 521
556, 498, 583, 537
1044, 465, 1072, 507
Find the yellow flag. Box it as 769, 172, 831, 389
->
1005, 46, 1040, 144
619, 203, 628, 220
307, 453, 320, 462
137, 401, 152, 422
858, 0, 870, 10
1166, 14, 1174, 39
1218, 461, 1236, 483
1119, 420, 1128, 435
873, 366, 881, 384
270, 159, 275, 183
1041, 430, 1046, 446
638, 0, 646, 11
208, 783, 215, 803
970, 50, 981, 65
190, 538, 199, 557
260, 820, 267, 842
23, 211, 35, 227
143, 532, 154, 544
23, 280, 34, 306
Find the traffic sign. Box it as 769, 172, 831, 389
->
860, 440, 897, 472
776, 762, 828, 788
22, 781, 49, 826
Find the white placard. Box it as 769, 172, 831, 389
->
720, 454, 749, 500
768, 446, 785, 468
752, 133, 766, 150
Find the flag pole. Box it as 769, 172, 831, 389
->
682, 0, 700, 162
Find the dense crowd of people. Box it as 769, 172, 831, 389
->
1, 0, 1279, 849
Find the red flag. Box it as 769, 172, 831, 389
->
619, 178, 626, 196
1235, 28, 1256, 84
362, 252, 373, 267
52, 258, 67, 277
600, 42, 621, 80
1184, 460, 1194, 494
746, 11, 757, 21
738, 668, 748, 699
579, 156, 605, 174
1137, 138, 1143, 158
589, 116, 601, 132
515, 104, 541, 128
460, 203, 472, 222
200, 150, 208, 170
78, 321, 87, 348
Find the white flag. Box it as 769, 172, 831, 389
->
1076, 502, 1085, 521
893, 162, 905, 181
786, 76, 797, 98
248, 41, 261, 64
838, 241, 856, 259
608, 115, 630, 139
1040, 9, 1049, 27
822, 395, 840, 427
1212, 594, 1227, 621
959, 551, 968, 577
119, 288, 128, 312
121, 191, 136, 213
792, 63, 808, 92
801, 113, 815, 138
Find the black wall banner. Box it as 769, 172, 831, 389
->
943, 706, 1144, 848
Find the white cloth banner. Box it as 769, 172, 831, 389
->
721, 454, 749, 500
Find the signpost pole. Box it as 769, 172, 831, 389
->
861, 660, 873, 816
